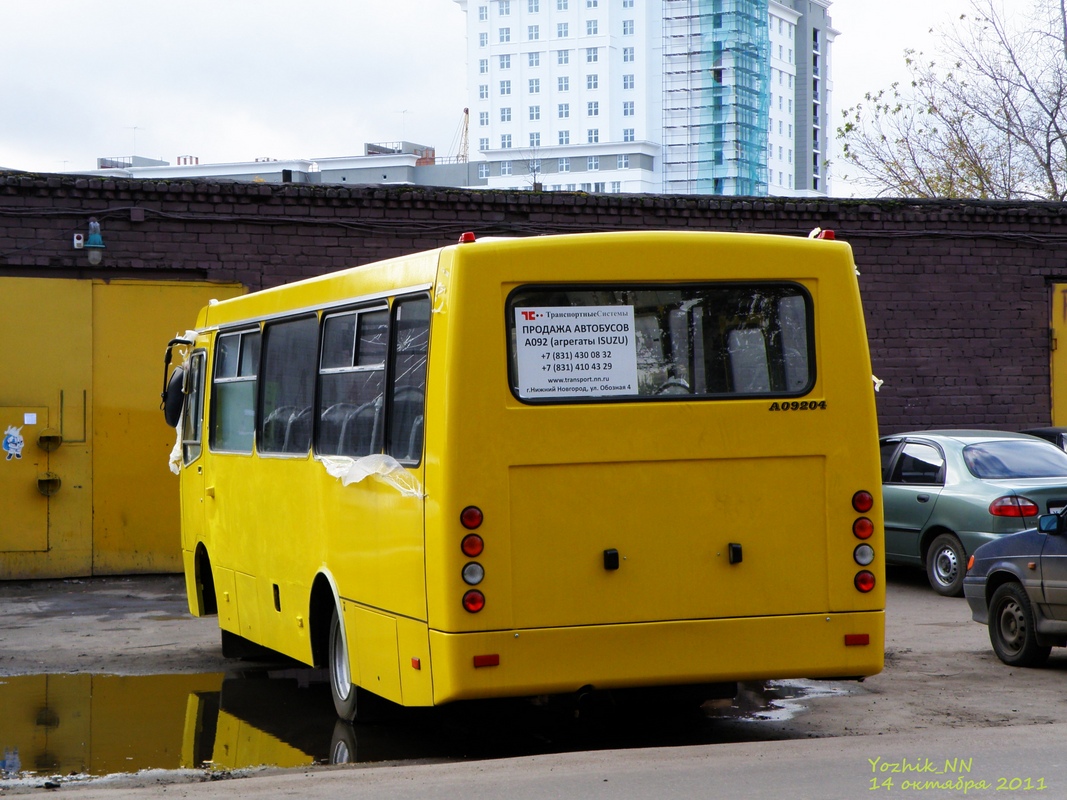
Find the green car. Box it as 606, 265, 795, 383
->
880, 430, 1067, 596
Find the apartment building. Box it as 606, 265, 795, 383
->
455, 0, 835, 196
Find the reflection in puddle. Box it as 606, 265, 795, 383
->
710, 679, 850, 723
0, 672, 847, 779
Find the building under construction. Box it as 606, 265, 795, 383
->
662, 0, 771, 195
455, 0, 835, 197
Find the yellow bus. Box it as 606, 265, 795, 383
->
162, 230, 884, 721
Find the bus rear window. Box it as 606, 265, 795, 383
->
507, 284, 813, 401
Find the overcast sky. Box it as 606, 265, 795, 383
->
0, 0, 972, 196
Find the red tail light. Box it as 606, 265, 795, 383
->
463, 590, 485, 613
853, 517, 874, 540
854, 570, 876, 593
852, 491, 874, 513
461, 534, 484, 557
989, 496, 1040, 517
460, 506, 484, 529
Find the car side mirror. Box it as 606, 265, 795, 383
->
1038, 513, 1065, 535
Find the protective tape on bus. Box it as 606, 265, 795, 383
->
317, 454, 424, 498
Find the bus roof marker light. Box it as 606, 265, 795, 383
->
459, 231, 477, 243
852, 491, 874, 513
460, 506, 484, 530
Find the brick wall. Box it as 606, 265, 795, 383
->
5, 172, 1067, 434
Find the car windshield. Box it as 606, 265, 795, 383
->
963, 440, 1067, 479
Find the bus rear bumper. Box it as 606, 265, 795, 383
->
427, 610, 884, 705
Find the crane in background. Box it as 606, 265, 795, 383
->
449, 108, 469, 163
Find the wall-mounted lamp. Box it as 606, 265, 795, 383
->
73, 218, 106, 265
84, 217, 106, 265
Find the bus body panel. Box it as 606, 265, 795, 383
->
507, 456, 828, 628
427, 610, 885, 704
172, 231, 884, 709
181, 250, 438, 666
341, 601, 402, 704
423, 233, 882, 640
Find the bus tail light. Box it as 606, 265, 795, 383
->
461, 506, 484, 529
853, 517, 874, 540
461, 534, 484, 557
852, 491, 874, 513
844, 633, 870, 646
854, 571, 876, 593
989, 496, 1039, 517
462, 562, 485, 585
463, 590, 485, 613
854, 544, 875, 566
473, 654, 499, 667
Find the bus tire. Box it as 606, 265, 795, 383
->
329, 607, 360, 721
925, 533, 965, 597
328, 607, 392, 722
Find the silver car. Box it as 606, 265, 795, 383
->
881, 430, 1067, 596
965, 514, 1067, 666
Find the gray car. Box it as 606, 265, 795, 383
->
881, 430, 1067, 596
965, 514, 1067, 667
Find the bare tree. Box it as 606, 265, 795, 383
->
837, 0, 1067, 199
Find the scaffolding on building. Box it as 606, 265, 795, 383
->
662, 0, 770, 196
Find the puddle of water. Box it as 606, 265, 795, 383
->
0, 673, 840, 780
706, 679, 851, 723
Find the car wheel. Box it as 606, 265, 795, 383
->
925, 533, 965, 596
988, 582, 1051, 668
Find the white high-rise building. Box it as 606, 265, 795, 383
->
454, 0, 835, 197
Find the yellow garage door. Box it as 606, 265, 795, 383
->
1053, 284, 1067, 425
0, 278, 243, 579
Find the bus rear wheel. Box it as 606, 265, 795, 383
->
328, 607, 390, 722
329, 607, 359, 720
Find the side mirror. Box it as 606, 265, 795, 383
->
160, 337, 193, 428
1038, 513, 1065, 535
162, 365, 185, 428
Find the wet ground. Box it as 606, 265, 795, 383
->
0, 669, 843, 778
7, 567, 1067, 794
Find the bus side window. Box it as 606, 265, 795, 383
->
212, 329, 260, 453
386, 297, 430, 463
181, 351, 206, 465
258, 315, 318, 455
318, 308, 388, 456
